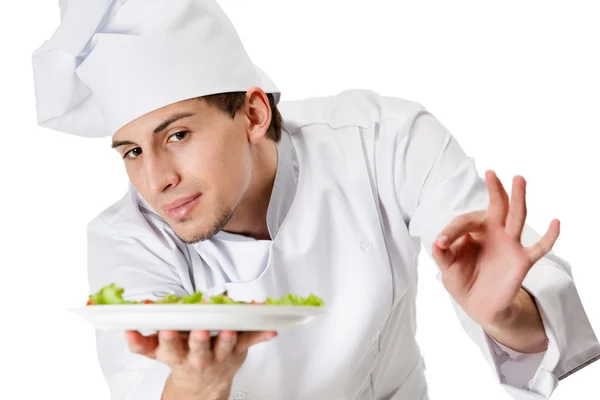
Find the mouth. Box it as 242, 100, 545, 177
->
163, 193, 202, 221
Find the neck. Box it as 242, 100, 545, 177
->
222, 139, 278, 240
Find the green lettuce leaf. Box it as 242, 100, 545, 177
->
88, 284, 324, 307
89, 283, 138, 304
155, 294, 183, 304
155, 292, 204, 304
209, 295, 239, 304
182, 292, 203, 304
266, 293, 325, 306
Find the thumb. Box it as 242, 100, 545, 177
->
125, 330, 159, 358
236, 331, 277, 353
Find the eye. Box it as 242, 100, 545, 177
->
167, 131, 190, 143
124, 147, 142, 160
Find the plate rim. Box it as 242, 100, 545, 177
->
69, 304, 329, 315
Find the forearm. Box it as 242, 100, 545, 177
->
161, 373, 231, 400
483, 287, 548, 354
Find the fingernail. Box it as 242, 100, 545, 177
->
221, 330, 234, 340
190, 330, 209, 340
161, 330, 178, 340
437, 236, 448, 246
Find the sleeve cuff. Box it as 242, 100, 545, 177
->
487, 333, 549, 394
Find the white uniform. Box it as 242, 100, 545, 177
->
87, 89, 600, 400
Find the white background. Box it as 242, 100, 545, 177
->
1, 0, 599, 399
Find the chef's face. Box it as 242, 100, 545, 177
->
111, 90, 270, 243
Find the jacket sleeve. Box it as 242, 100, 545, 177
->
87, 215, 191, 400
389, 106, 600, 399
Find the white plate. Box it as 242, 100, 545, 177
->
69, 304, 328, 331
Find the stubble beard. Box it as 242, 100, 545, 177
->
175, 205, 235, 244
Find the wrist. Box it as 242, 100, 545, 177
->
483, 288, 548, 354
163, 373, 231, 400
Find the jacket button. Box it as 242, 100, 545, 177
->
360, 241, 373, 252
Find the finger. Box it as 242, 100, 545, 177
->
486, 170, 509, 225
525, 219, 560, 264
214, 330, 238, 362
506, 175, 527, 240
156, 330, 187, 366
125, 330, 159, 359
188, 330, 212, 368
236, 331, 277, 354
435, 210, 486, 249
432, 238, 458, 270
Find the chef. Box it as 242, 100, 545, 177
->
32, 1, 599, 399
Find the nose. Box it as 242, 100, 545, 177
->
143, 153, 179, 194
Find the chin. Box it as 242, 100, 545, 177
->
171, 207, 234, 244
170, 220, 214, 244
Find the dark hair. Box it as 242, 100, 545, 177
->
200, 92, 283, 142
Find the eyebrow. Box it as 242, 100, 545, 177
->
111, 112, 196, 149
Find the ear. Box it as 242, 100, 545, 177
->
244, 87, 272, 144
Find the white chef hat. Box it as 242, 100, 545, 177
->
32, 0, 280, 138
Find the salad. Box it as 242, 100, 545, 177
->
87, 283, 325, 307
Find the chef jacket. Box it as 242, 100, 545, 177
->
87, 89, 600, 400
